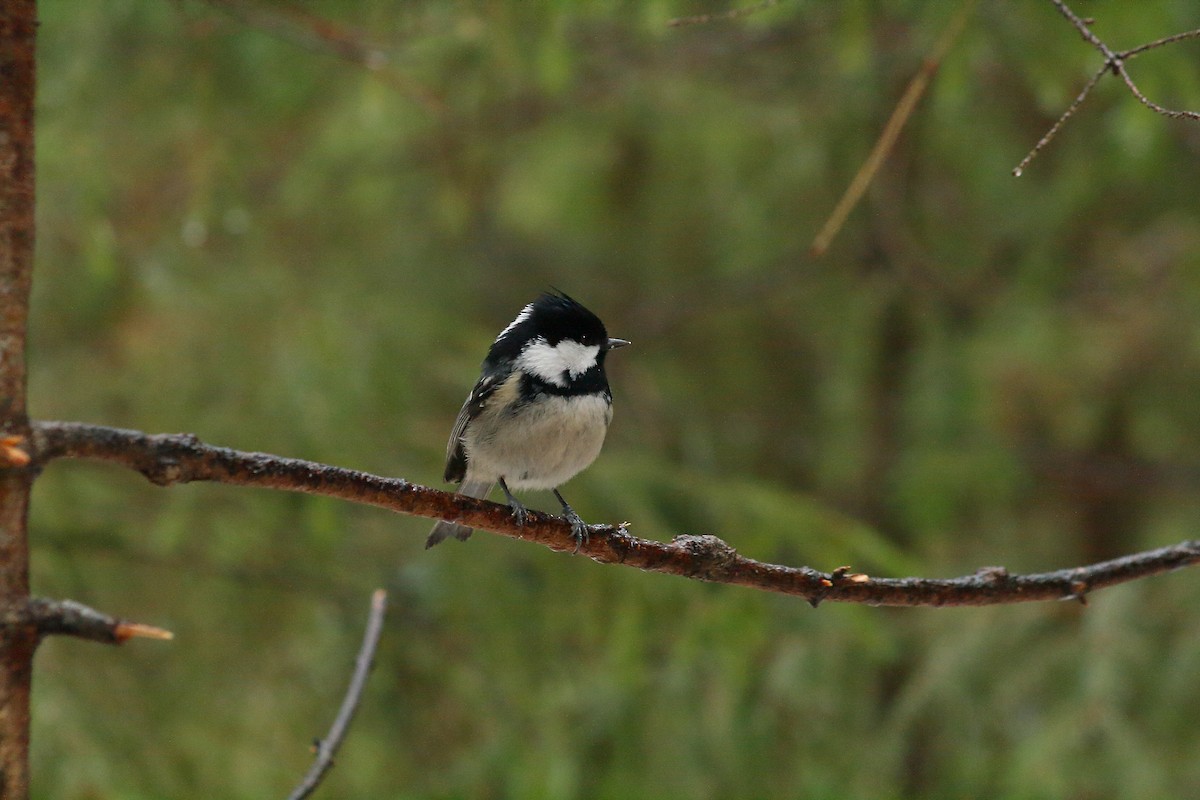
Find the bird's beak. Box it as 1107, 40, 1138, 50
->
607, 337, 631, 350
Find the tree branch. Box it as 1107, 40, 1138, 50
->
2, 598, 173, 645
286, 589, 388, 800
0, 2, 38, 797
33, 421, 1200, 607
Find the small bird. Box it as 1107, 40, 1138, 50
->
426, 291, 629, 549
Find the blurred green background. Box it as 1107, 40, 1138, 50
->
27, 1, 1200, 797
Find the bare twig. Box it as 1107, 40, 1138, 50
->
1050, 0, 1119, 61
811, 1, 975, 256
33, 422, 1200, 608
286, 589, 388, 800
194, 0, 446, 114
0, 598, 173, 644
1113, 66, 1200, 120
1011, 63, 1107, 177
1015, 0, 1200, 174
667, 0, 783, 28
1122, 28, 1200, 60
201, 0, 385, 67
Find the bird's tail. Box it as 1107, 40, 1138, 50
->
426, 480, 494, 548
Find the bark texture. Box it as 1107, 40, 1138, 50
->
0, 2, 37, 797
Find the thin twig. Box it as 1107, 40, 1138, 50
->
1113, 65, 1200, 121
33, 421, 1200, 608
1012, 63, 1107, 177
1049, 0, 1119, 62
810, 1, 975, 256
195, 0, 445, 114
286, 589, 388, 800
1015, 1, 1200, 174
1121, 28, 1200, 60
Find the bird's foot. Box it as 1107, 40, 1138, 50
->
499, 478, 527, 526
562, 506, 590, 553
551, 488, 590, 552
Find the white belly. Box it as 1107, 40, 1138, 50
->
463, 393, 612, 490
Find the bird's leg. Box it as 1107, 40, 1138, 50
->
552, 488, 590, 551
498, 477, 528, 525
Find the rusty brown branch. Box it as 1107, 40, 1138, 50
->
0, 2, 38, 797
1016, 1, 1200, 174
33, 421, 1200, 608
286, 589, 387, 800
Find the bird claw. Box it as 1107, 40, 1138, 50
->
564, 511, 590, 553
508, 500, 528, 526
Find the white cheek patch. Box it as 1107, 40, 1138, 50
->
517, 338, 600, 386
555, 340, 602, 378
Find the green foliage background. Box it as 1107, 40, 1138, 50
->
28, 1, 1200, 797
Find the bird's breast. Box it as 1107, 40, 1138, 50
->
463, 391, 613, 490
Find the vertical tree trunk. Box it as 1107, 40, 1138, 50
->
0, 1, 37, 798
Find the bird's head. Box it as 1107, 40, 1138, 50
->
491, 291, 629, 388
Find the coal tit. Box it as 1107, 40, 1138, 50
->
426, 291, 629, 549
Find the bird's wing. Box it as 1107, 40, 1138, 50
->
443, 368, 507, 483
